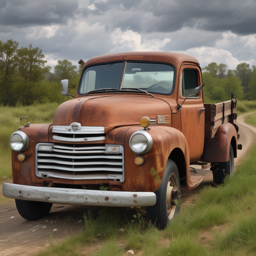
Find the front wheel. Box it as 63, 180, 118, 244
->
146, 160, 181, 229
15, 199, 52, 220
213, 145, 234, 184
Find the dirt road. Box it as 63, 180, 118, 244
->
1, 114, 256, 256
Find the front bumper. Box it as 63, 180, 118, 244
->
2, 183, 156, 207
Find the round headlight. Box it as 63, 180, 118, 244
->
129, 130, 153, 155
10, 131, 29, 152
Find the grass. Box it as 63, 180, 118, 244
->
0, 103, 58, 181
244, 111, 256, 127
236, 100, 256, 115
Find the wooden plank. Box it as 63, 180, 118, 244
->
204, 99, 237, 139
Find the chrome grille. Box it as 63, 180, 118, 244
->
36, 143, 124, 182
52, 125, 105, 142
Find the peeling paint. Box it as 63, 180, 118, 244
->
150, 167, 161, 185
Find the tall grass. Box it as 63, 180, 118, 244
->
0, 103, 58, 180
236, 100, 256, 114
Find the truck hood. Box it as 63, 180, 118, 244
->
53, 94, 171, 129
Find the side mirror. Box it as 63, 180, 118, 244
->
178, 84, 205, 111
191, 84, 204, 97
61, 79, 69, 96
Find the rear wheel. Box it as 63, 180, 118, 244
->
146, 160, 181, 229
15, 199, 52, 220
213, 145, 234, 184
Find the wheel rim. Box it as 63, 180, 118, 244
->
166, 173, 179, 220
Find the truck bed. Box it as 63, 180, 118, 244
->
204, 99, 237, 139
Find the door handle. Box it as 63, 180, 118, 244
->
198, 108, 205, 111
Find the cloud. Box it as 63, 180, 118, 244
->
90, 0, 256, 35
0, 0, 79, 27
0, 0, 256, 70
183, 47, 253, 70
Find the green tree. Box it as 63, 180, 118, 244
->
202, 72, 225, 102
222, 70, 244, 100
203, 62, 219, 78
203, 62, 227, 79
0, 39, 19, 106
235, 63, 252, 95
218, 63, 227, 79
54, 59, 77, 81
248, 66, 256, 100
16, 44, 50, 105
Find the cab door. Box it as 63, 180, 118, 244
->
178, 64, 205, 162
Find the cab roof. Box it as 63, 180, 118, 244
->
83, 52, 200, 68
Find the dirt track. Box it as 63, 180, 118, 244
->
1, 113, 256, 256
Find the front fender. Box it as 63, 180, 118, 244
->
123, 126, 190, 192
201, 123, 237, 163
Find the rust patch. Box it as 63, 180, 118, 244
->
133, 194, 137, 198
134, 200, 138, 203
105, 197, 109, 201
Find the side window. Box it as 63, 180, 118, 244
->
180, 69, 198, 97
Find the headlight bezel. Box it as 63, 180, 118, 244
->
129, 130, 153, 155
10, 131, 29, 152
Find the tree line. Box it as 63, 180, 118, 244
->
202, 62, 256, 102
1, 39, 256, 106
0, 39, 80, 106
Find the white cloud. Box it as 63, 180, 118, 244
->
183, 47, 253, 69
110, 28, 170, 52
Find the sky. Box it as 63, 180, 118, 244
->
1, 0, 256, 71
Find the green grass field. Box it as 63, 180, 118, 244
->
0, 103, 58, 181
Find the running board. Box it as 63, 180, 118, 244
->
188, 173, 204, 190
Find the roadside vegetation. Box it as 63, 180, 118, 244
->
0, 103, 58, 181
35, 144, 256, 256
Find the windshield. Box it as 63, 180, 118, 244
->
79, 62, 175, 95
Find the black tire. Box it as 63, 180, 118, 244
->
213, 145, 234, 185
15, 199, 52, 220
146, 160, 181, 229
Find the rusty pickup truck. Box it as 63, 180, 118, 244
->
3, 52, 241, 229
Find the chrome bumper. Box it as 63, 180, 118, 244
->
2, 183, 156, 207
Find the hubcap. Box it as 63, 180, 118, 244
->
166, 173, 179, 220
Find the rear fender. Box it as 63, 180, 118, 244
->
201, 123, 237, 163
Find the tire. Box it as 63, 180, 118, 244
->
15, 199, 52, 220
213, 145, 234, 185
146, 160, 181, 229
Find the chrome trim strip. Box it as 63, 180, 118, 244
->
52, 148, 106, 154
53, 145, 106, 151
52, 126, 105, 134
37, 172, 123, 180
38, 165, 123, 172
3, 183, 156, 207
38, 153, 122, 160
38, 159, 123, 166
52, 135, 106, 142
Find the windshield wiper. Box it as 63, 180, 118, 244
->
86, 87, 155, 98
86, 88, 120, 95
121, 88, 155, 98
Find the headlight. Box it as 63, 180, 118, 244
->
10, 131, 29, 152
129, 130, 153, 155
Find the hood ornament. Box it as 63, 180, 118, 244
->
70, 122, 81, 132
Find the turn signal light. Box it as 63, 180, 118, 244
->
140, 116, 150, 129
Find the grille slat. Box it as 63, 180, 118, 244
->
52, 148, 106, 154
38, 153, 122, 160
38, 165, 123, 172
38, 159, 123, 166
